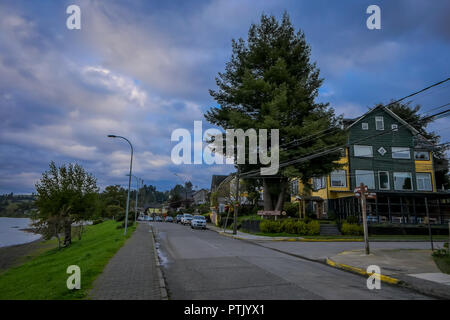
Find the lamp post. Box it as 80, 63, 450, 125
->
127, 174, 143, 222
108, 135, 133, 235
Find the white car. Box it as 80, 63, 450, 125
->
191, 215, 206, 229
181, 213, 193, 225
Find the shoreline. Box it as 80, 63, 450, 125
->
0, 236, 53, 273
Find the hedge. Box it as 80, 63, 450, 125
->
259, 219, 320, 235
341, 222, 363, 235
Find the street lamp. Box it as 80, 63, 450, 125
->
108, 134, 133, 235
127, 174, 143, 222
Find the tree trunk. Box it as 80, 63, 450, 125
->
63, 220, 72, 247
78, 223, 83, 240
55, 225, 61, 250
275, 179, 287, 212
263, 179, 273, 211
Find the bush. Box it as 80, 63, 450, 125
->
307, 220, 320, 235
341, 222, 363, 235
260, 220, 282, 233
283, 202, 299, 217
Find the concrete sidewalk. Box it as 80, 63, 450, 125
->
89, 223, 166, 300
327, 249, 450, 299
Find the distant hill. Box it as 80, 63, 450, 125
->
0, 194, 37, 218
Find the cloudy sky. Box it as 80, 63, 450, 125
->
0, 0, 449, 194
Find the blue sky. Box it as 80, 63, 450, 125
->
0, 0, 449, 194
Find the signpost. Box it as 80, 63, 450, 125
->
354, 183, 371, 255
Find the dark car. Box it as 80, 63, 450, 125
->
176, 214, 183, 223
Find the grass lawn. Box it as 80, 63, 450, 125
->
433, 254, 450, 274
0, 220, 135, 300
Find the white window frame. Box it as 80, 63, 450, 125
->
414, 151, 430, 161
378, 171, 390, 190
392, 147, 411, 159
416, 173, 432, 191
391, 124, 398, 131
313, 176, 326, 190
362, 123, 369, 130
375, 116, 384, 130
330, 170, 346, 187
393, 172, 413, 191
355, 170, 375, 189
354, 145, 373, 157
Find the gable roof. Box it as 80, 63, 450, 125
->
346, 105, 420, 135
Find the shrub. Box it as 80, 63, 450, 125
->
281, 219, 297, 234
284, 202, 299, 217
295, 221, 308, 235
307, 220, 320, 235
341, 222, 363, 235
260, 220, 282, 233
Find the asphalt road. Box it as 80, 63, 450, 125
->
150, 222, 431, 300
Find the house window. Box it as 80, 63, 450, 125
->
355, 170, 375, 189
375, 116, 384, 130
362, 123, 369, 130
330, 170, 346, 187
393, 172, 413, 191
416, 173, 432, 191
392, 147, 410, 159
414, 151, 430, 161
354, 145, 373, 157
313, 176, 326, 190
378, 171, 390, 190
391, 124, 398, 131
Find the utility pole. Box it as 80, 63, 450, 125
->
233, 167, 240, 235
359, 183, 370, 255
425, 197, 434, 251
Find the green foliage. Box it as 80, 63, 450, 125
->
205, 12, 347, 209
341, 222, 363, 236
259, 218, 319, 235
34, 161, 100, 248
283, 202, 299, 217
307, 220, 320, 235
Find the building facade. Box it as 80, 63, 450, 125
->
291, 106, 450, 224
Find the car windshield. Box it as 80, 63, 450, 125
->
194, 216, 205, 220
184, 214, 192, 218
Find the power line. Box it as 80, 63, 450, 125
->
240, 108, 450, 178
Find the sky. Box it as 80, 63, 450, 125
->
0, 0, 449, 194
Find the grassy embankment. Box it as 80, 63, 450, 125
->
0, 220, 135, 299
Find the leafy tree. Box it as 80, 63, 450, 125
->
34, 161, 99, 248
205, 13, 346, 211
388, 101, 450, 189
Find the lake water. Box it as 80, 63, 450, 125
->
0, 217, 41, 248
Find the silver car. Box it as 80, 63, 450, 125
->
182, 213, 193, 225
191, 215, 206, 229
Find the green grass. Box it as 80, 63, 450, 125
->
0, 220, 135, 300
433, 254, 450, 274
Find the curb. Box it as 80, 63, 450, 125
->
325, 257, 400, 285
215, 230, 364, 242
149, 225, 168, 300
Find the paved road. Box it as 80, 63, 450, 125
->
151, 222, 431, 300
90, 223, 161, 300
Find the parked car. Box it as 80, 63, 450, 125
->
191, 215, 206, 229
155, 216, 163, 222
165, 216, 174, 222
181, 213, 193, 225
176, 214, 183, 223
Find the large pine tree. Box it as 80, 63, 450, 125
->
205, 13, 346, 211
